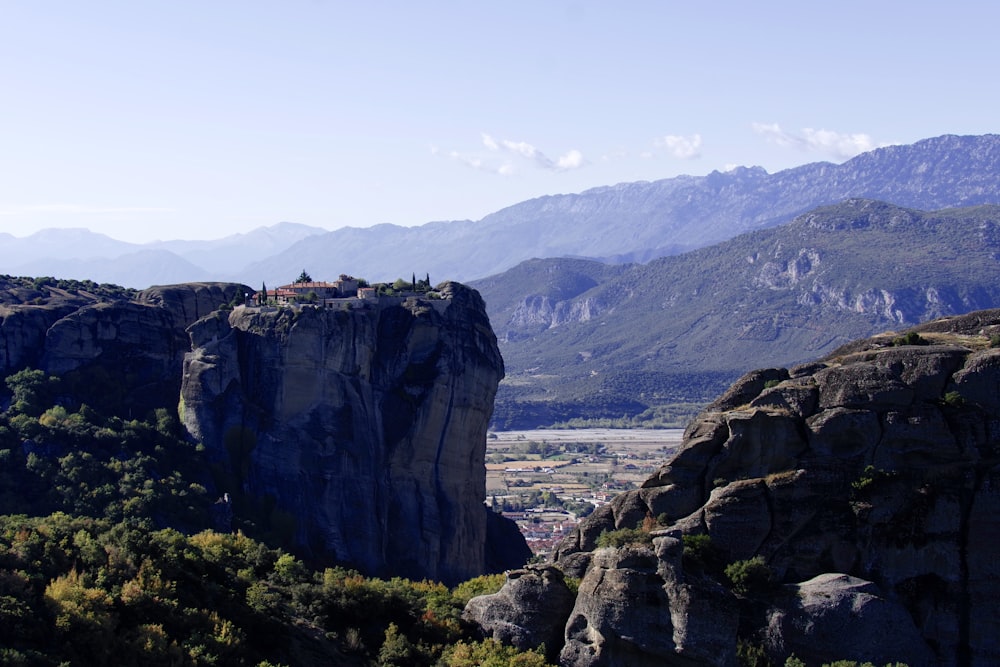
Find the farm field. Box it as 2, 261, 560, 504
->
485, 429, 684, 557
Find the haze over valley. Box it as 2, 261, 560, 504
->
5, 3, 1000, 663
8, 134, 1000, 427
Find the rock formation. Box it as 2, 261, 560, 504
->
463, 565, 576, 663
1, 278, 528, 583
179, 282, 519, 584
467, 309, 1000, 665
0, 280, 246, 413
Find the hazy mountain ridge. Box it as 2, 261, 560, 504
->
476, 199, 1000, 428
7, 134, 1000, 290
249, 134, 1000, 285
2, 222, 327, 287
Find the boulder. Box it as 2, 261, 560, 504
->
463, 565, 575, 662
560, 540, 737, 667
765, 573, 934, 666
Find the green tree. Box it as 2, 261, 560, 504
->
5, 368, 57, 417
295, 270, 312, 284
725, 556, 774, 595
377, 622, 418, 666
439, 638, 552, 667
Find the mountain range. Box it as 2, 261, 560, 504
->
6, 134, 1000, 290
474, 199, 1000, 427
6, 133, 1000, 427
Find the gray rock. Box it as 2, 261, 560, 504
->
560, 541, 738, 667
552, 312, 1000, 664
765, 573, 934, 666
180, 283, 522, 583
463, 565, 575, 662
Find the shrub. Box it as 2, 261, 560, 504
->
736, 639, 770, 667
725, 556, 774, 596
438, 638, 552, 667
942, 390, 966, 408
682, 534, 722, 574
891, 331, 927, 347
596, 526, 651, 548
451, 573, 506, 607
851, 465, 896, 496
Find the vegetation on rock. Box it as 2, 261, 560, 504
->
0, 367, 546, 665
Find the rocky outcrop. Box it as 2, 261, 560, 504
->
560, 539, 738, 667
463, 565, 576, 663
467, 310, 1000, 665
0, 280, 246, 413
765, 573, 934, 666
179, 282, 523, 584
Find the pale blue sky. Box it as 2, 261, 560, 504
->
2, 1, 996, 243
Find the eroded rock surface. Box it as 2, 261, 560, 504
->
1, 280, 246, 413
542, 310, 1000, 665
765, 573, 934, 666
180, 282, 520, 584
463, 565, 575, 662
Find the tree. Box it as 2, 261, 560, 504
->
295, 270, 312, 284
5, 368, 57, 417
725, 556, 774, 595
259, 282, 267, 306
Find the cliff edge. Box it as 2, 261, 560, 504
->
179, 282, 521, 584
468, 309, 1000, 665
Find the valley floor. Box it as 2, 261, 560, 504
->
485, 428, 684, 557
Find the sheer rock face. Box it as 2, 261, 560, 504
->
0, 281, 246, 413
547, 310, 1000, 666
179, 283, 510, 584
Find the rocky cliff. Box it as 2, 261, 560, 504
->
1, 278, 527, 582
179, 282, 523, 584
467, 309, 1000, 665
0, 279, 246, 414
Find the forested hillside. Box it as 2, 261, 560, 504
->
0, 367, 552, 666
477, 200, 1000, 428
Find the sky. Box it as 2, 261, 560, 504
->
1, 1, 997, 244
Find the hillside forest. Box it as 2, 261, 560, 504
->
0, 366, 554, 666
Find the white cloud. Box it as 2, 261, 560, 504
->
438, 135, 586, 174
557, 149, 584, 170
752, 122, 894, 160
653, 134, 702, 159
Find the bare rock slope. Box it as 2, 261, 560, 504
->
470, 309, 1000, 665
